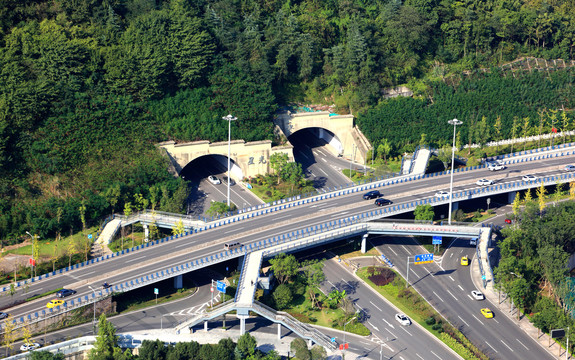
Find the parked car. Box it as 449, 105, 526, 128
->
0, 312, 9, 319
374, 198, 392, 206
363, 190, 381, 200
56, 289, 76, 298
46, 299, 66, 309
395, 313, 411, 326
434, 191, 450, 198
564, 165, 575, 172
471, 290, 485, 300
20, 343, 41, 351
460, 255, 469, 266
481, 308, 494, 318
487, 163, 505, 171
522, 174, 538, 181
476, 179, 494, 186
207, 175, 221, 185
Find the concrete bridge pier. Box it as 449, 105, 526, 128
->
143, 224, 149, 241
277, 323, 281, 340
174, 274, 182, 289
508, 191, 517, 203
237, 314, 249, 335
360, 234, 368, 254
204, 320, 208, 331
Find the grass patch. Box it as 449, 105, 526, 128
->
357, 267, 488, 360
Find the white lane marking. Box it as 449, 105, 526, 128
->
426, 269, 435, 277
385, 328, 397, 338
432, 291, 445, 303
485, 341, 497, 352
224, 227, 243, 234
400, 326, 412, 336
79, 271, 96, 276
410, 269, 421, 278
458, 285, 465, 291
472, 314, 485, 326
447, 290, 458, 301
369, 301, 382, 312
416, 354, 424, 360
430, 350, 442, 359
458, 316, 469, 327
126, 256, 147, 263
367, 321, 379, 331
331, 212, 349, 217
401, 245, 410, 252
360, 341, 372, 346
516, 339, 529, 350
449, 275, 455, 282
467, 294, 474, 301
321, 158, 328, 163
381, 318, 395, 329
176, 242, 190, 249
274, 215, 292, 220
493, 318, 500, 324
500, 340, 514, 352
388, 247, 399, 256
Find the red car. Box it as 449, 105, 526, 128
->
505, 219, 512, 224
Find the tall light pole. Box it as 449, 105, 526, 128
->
223, 114, 238, 208
88, 285, 97, 335
25, 231, 35, 279
343, 316, 356, 357
447, 118, 462, 225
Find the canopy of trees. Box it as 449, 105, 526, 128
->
2, 0, 575, 244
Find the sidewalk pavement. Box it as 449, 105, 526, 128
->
471, 245, 572, 359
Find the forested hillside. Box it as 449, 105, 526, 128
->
1, 0, 575, 242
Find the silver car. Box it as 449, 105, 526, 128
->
476, 179, 494, 186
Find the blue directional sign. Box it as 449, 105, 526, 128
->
216, 280, 226, 293
331, 337, 336, 343
88, 234, 93, 239
414, 253, 434, 265
432, 236, 442, 245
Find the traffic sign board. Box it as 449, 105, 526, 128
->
88, 234, 93, 239
331, 337, 336, 343
414, 253, 434, 265
154, 288, 159, 295
432, 236, 442, 245
216, 280, 226, 293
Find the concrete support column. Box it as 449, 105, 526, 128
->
361, 234, 368, 254
174, 274, 183, 289
240, 317, 246, 335
508, 191, 516, 204
277, 323, 281, 340
308, 339, 313, 347
204, 321, 208, 331
143, 224, 149, 241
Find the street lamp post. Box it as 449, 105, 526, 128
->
25, 231, 35, 279
223, 114, 238, 208
447, 118, 463, 225
88, 285, 97, 335
343, 316, 356, 357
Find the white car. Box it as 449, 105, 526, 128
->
20, 343, 41, 351
476, 179, 494, 186
471, 290, 485, 300
564, 165, 575, 172
395, 313, 411, 326
207, 175, 221, 185
522, 174, 538, 181
434, 191, 450, 198
487, 163, 505, 171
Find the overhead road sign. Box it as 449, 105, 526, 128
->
432, 236, 442, 245
414, 253, 434, 265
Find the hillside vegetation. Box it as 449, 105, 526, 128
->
2, 0, 575, 243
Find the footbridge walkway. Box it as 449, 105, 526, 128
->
173, 221, 487, 350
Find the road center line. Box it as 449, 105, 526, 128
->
485, 341, 497, 352
500, 340, 514, 352
516, 339, 529, 350
432, 291, 445, 303
126, 256, 147, 263
369, 300, 382, 312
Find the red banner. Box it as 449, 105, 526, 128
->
29, 258, 36, 266
552, 127, 558, 133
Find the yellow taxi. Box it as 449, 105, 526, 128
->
46, 299, 66, 309
460, 255, 469, 266
481, 308, 494, 318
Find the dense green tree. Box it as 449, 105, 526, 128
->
272, 283, 293, 310
236, 333, 258, 359
269, 253, 299, 284
30, 351, 65, 360
414, 204, 434, 221
88, 315, 119, 360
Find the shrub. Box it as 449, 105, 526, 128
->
425, 316, 436, 325
368, 268, 396, 286
273, 284, 292, 310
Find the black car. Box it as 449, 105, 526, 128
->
374, 198, 393, 206
363, 190, 381, 200
0, 312, 9, 319
56, 289, 77, 298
